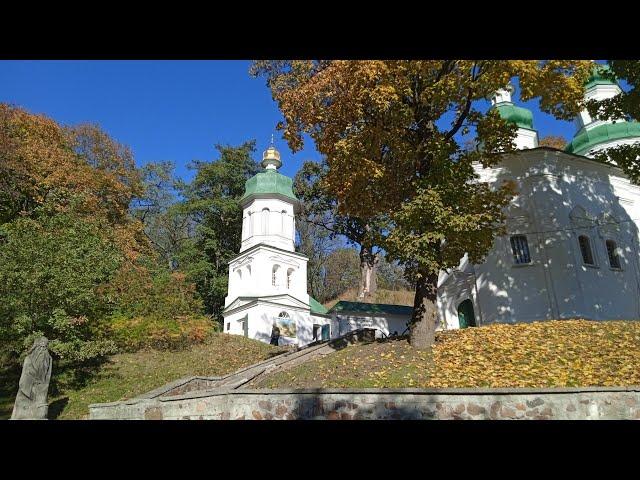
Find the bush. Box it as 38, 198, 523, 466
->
109, 314, 217, 351
104, 258, 215, 351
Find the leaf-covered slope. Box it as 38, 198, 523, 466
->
257, 320, 640, 389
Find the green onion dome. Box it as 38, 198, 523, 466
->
240, 169, 298, 204
585, 64, 617, 90
565, 121, 640, 156
494, 102, 535, 130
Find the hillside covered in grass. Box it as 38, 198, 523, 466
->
323, 288, 415, 310
256, 320, 640, 389
1, 333, 284, 420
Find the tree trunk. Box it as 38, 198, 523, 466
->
358, 245, 379, 299
409, 268, 439, 350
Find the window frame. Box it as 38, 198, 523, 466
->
509, 234, 532, 266
577, 234, 597, 267
605, 239, 623, 270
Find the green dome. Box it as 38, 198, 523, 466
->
585, 64, 617, 90
240, 169, 298, 204
494, 102, 535, 130
565, 121, 640, 156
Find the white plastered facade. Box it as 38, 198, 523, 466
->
438, 79, 640, 329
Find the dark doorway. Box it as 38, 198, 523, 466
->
457, 299, 477, 328
241, 316, 248, 337
321, 324, 330, 341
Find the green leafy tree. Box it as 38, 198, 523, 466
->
133, 162, 194, 270
252, 60, 593, 349
0, 213, 122, 382
178, 141, 260, 320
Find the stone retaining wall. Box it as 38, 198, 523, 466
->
89, 386, 640, 420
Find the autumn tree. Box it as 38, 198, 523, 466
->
252, 60, 593, 349
293, 159, 387, 299
539, 135, 567, 149
0, 104, 207, 383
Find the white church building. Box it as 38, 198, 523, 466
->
438, 66, 640, 329
224, 65, 640, 347
222, 143, 334, 346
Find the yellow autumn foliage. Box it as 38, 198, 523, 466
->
258, 320, 640, 389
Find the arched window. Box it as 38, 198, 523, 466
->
286, 268, 294, 289
272, 264, 280, 286
606, 240, 622, 269
510, 235, 531, 264
246, 265, 251, 277
578, 235, 595, 266
237, 269, 242, 281
281, 210, 287, 234
278, 311, 290, 319
262, 208, 270, 235
247, 211, 253, 237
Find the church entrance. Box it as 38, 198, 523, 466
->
457, 299, 476, 328
321, 324, 330, 341
240, 316, 248, 337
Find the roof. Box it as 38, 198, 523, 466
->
585, 64, 617, 90
565, 121, 640, 156
309, 296, 329, 315
328, 301, 413, 316
240, 169, 298, 204
493, 102, 535, 130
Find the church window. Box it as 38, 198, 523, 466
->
262, 208, 270, 235
286, 268, 294, 289
226, 322, 230, 331
272, 264, 280, 286
237, 269, 242, 281
606, 240, 622, 269
578, 235, 595, 266
510, 235, 531, 264
278, 311, 290, 318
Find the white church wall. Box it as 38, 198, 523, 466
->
225, 303, 308, 346
450, 149, 640, 326
225, 245, 309, 309
333, 312, 410, 339
240, 198, 296, 253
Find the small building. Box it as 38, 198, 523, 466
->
327, 301, 412, 339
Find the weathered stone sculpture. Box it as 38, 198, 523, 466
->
11, 336, 52, 420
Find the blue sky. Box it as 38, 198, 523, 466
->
0, 60, 582, 182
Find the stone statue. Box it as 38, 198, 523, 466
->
11, 336, 52, 420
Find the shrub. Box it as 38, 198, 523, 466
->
109, 314, 217, 352
104, 258, 215, 351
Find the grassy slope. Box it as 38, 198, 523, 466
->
257, 320, 640, 389
323, 288, 414, 310
1, 333, 284, 420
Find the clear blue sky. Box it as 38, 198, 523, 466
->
0, 60, 582, 182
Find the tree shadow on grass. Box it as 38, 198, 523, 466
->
48, 397, 69, 420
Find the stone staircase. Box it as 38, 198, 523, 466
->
135, 328, 377, 400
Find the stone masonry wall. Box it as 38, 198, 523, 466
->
89, 387, 640, 420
